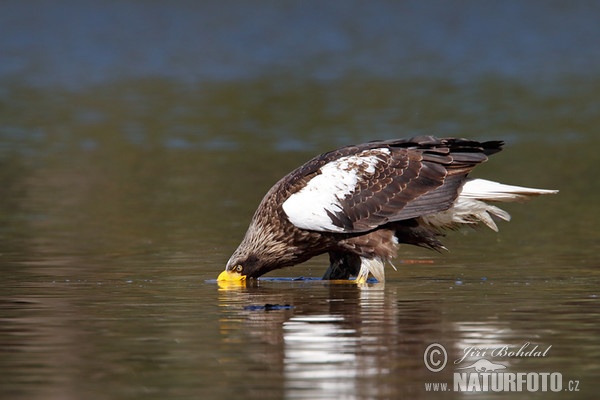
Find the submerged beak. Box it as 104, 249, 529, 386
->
217, 269, 247, 283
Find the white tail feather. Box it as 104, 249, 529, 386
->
460, 179, 559, 202
421, 179, 558, 232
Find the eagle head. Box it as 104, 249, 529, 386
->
219, 253, 262, 282
218, 219, 292, 282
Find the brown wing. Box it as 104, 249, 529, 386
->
280, 136, 503, 233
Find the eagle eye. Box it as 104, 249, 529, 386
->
235, 265, 243, 273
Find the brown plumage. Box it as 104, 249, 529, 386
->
219, 136, 557, 283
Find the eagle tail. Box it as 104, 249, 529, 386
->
460, 179, 559, 202
421, 179, 558, 232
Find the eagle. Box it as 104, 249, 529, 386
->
218, 136, 557, 284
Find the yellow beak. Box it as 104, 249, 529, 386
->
217, 269, 247, 283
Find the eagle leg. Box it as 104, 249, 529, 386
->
356, 257, 386, 284
323, 252, 361, 280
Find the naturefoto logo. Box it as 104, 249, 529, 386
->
456, 358, 506, 372
423, 343, 581, 393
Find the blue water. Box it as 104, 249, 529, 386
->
2, 1, 599, 89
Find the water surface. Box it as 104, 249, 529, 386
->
1, 1, 599, 399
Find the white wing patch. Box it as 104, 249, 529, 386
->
282, 148, 390, 232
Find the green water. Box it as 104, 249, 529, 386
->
2, 2, 600, 399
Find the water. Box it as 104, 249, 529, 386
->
1, 1, 600, 399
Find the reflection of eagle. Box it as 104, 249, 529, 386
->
218, 136, 557, 283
